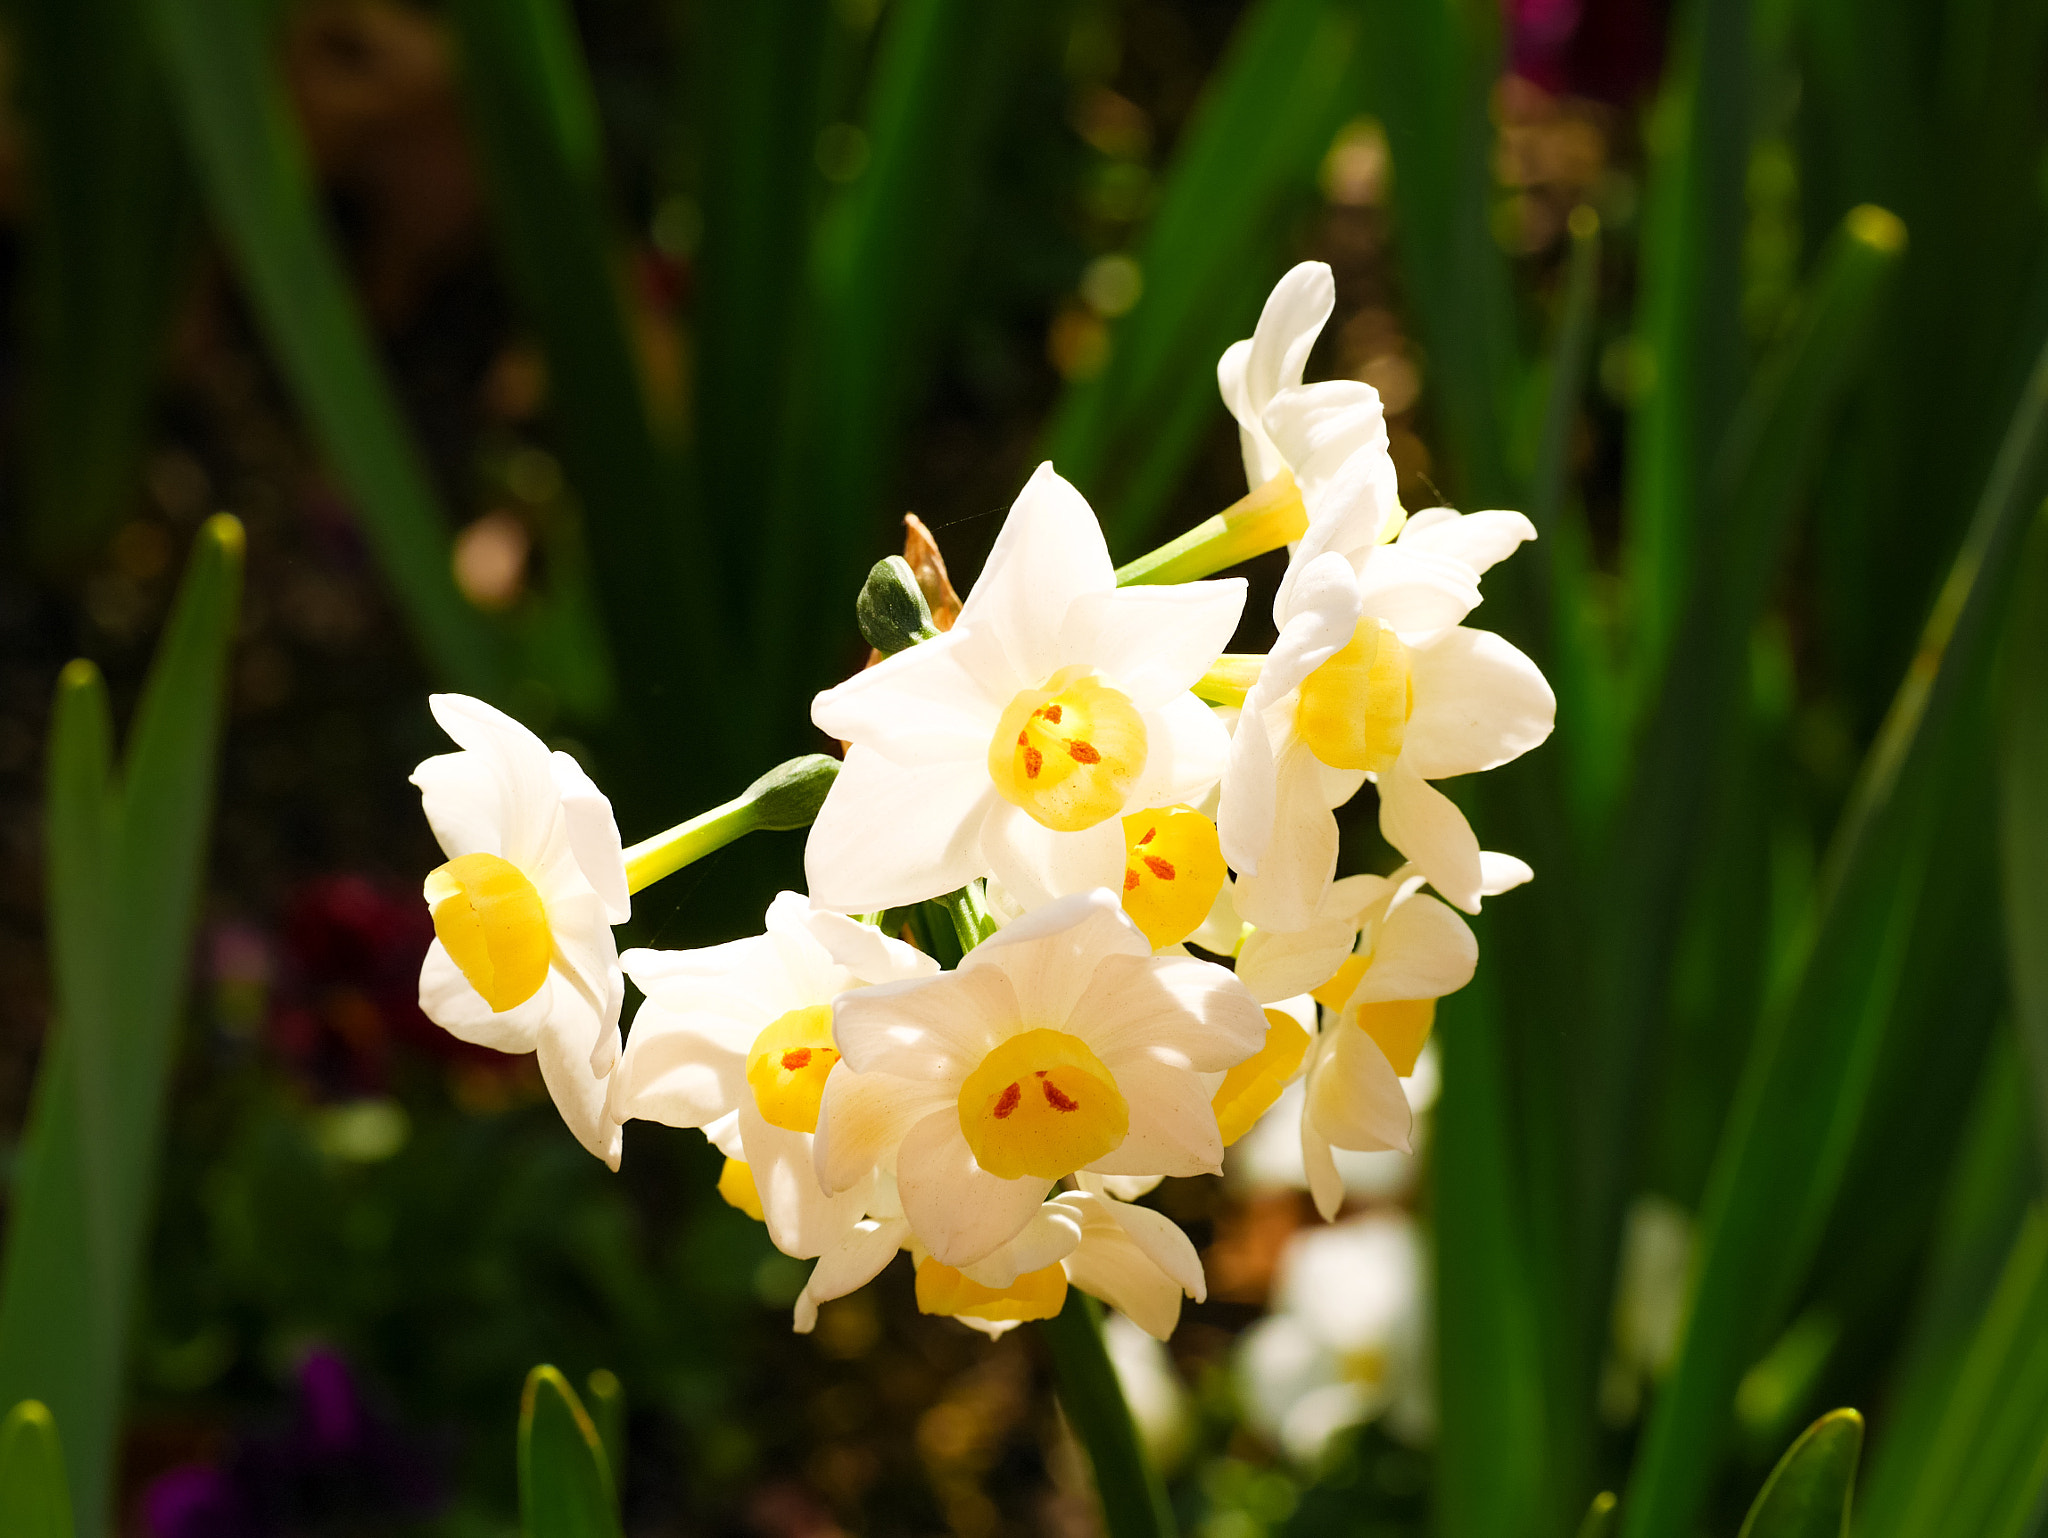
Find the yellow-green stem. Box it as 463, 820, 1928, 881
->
1114, 471, 1307, 586
623, 797, 761, 894
1192, 653, 1264, 708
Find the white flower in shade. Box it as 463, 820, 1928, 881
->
1214, 266, 1554, 928
792, 1176, 1206, 1343
812, 889, 1267, 1268
411, 694, 629, 1166
608, 892, 936, 1258
807, 463, 1246, 913
1237, 1211, 1432, 1460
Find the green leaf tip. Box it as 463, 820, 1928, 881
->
55, 658, 103, 696
1577, 1491, 1618, 1538
744, 754, 841, 831
518, 1363, 620, 1538
1846, 204, 1907, 256
857, 556, 939, 655
199, 511, 247, 561
0, 1399, 73, 1538
1738, 1409, 1863, 1538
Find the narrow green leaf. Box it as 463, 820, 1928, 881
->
16, 0, 189, 570
1355, 0, 1518, 506
147, 0, 502, 695
1045, 0, 1362, 551
1620, 317, 2048, 1538
1037, 1293, 1173, 1538
2001, 505, 2048, 1179
518, 1365, 621, 1538
0, 1402, 73, 1538
1578, 1492, 1618, 1538
1529, 208, 1604, 544
1737, 1410, 1863, 1538
583, 1369, 624, 1493
0, 519, 244, 1538
1623, 0, 1753, 687
448, 0, 710, 737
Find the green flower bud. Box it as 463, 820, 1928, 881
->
857, 556, 939, 655
745, 754, 841, 831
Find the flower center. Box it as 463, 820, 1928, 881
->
915, 1256, 1069, 1324
717, 1158, 765, 1222
1211, 1009, 1312, 1146
1120, 806, 1227, 949
746, 1004, 841, 1133
957, 1028, 1129, 1181
1295, 617, 1414, 772
425, 852, 551, 1013
988, 666, 1148, 831
1354, 998, 1435, 1076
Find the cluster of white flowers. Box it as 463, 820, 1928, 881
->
405, 263, 1554, 1343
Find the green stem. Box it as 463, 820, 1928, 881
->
1114, 472, 1306, 587
934, 882, 998, 954
1038, 1293, 1174, 1538
622, 796, 759, 893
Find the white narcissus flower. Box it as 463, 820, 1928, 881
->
1233, 858, 1527, 1219
411, 694, 628, 1166
608, 892, 936, 1258
807, 463, 1246, 913
1237, 1211, 1432, 1460
813, 890, 1266, 1268
1214, 265, 1554, 927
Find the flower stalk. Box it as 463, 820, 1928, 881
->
1038, 1292, 1175, 1538
1192, 654, 1264, 708
1114, 471, 1307, 587
624, 754, 841, 894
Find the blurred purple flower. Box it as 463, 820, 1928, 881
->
143, 1350, 444, 1538
1507, 0, 1666, 103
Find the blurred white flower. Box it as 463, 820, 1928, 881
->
1602, 1194, 1696, 1423
1105, 1310, 1194, 1467
1236, 1211, 1431, 1462
813, 889, 1265, 1268
1213, 264, 1552, 926
808, 463, 1245, 912
410, 694, 628, 1166
609, 892, 935, 1258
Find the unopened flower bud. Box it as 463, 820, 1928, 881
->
745, 754, 841, 831
857, 556, 939, 655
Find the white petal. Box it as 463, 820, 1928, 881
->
1403, 628, 1557, 780
953, 464, 1116, 686
1217, 698, 1278, 876
419, 939, 548, 1051
895, 1109, 1052, 1266
550, 751, 629, 923
1353, 892, 1476, 1004
1479, 852, 1535, 898
966, 886, 1148, 1016
419, 694, 560, 870
1084, 1191, 1206, 1301
1264, 381, 1395, 554
1086, 1055, 1225, 1177
813, 1068, 955, 1193
702, 1109, 745, 1160
1059, 581, 1247, 709
809, 629, 1002, 764
1376, 760, 1484, 914
410, 750, 508, 864
1123, 692, 1233, 813
1231, 742, 1340, 932
535, 990, 622, 1168
832, 964, 1015, 1079
1236, 915, 1360, 1004
981, 801, 1126, 910
738, 1098, 870, 1259
1397, 507, 1536, 575
801, 905, 941, 985
1074, 952, 1269, 1072
1268, 551, 1364, 685
1243, 263, 1335, 419
1060, 1211, 1189, 1339
1308, 1026, 1412, 1155
1299, 1093, 1345, 1222
794, 1217, 911, 1333
606, 1003, 749, 1128
804, 745, 997, 911
1089, 1173, 1166, 1202
961, 1202, 1086, 1288
1355, 546, 1484, 634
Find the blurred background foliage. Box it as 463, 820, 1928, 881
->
0, 0, 2045, 1533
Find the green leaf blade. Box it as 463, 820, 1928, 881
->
0, 1402, 74, 1538
1737, 1409, 1863, 1538
519, 1365, 622, 1538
